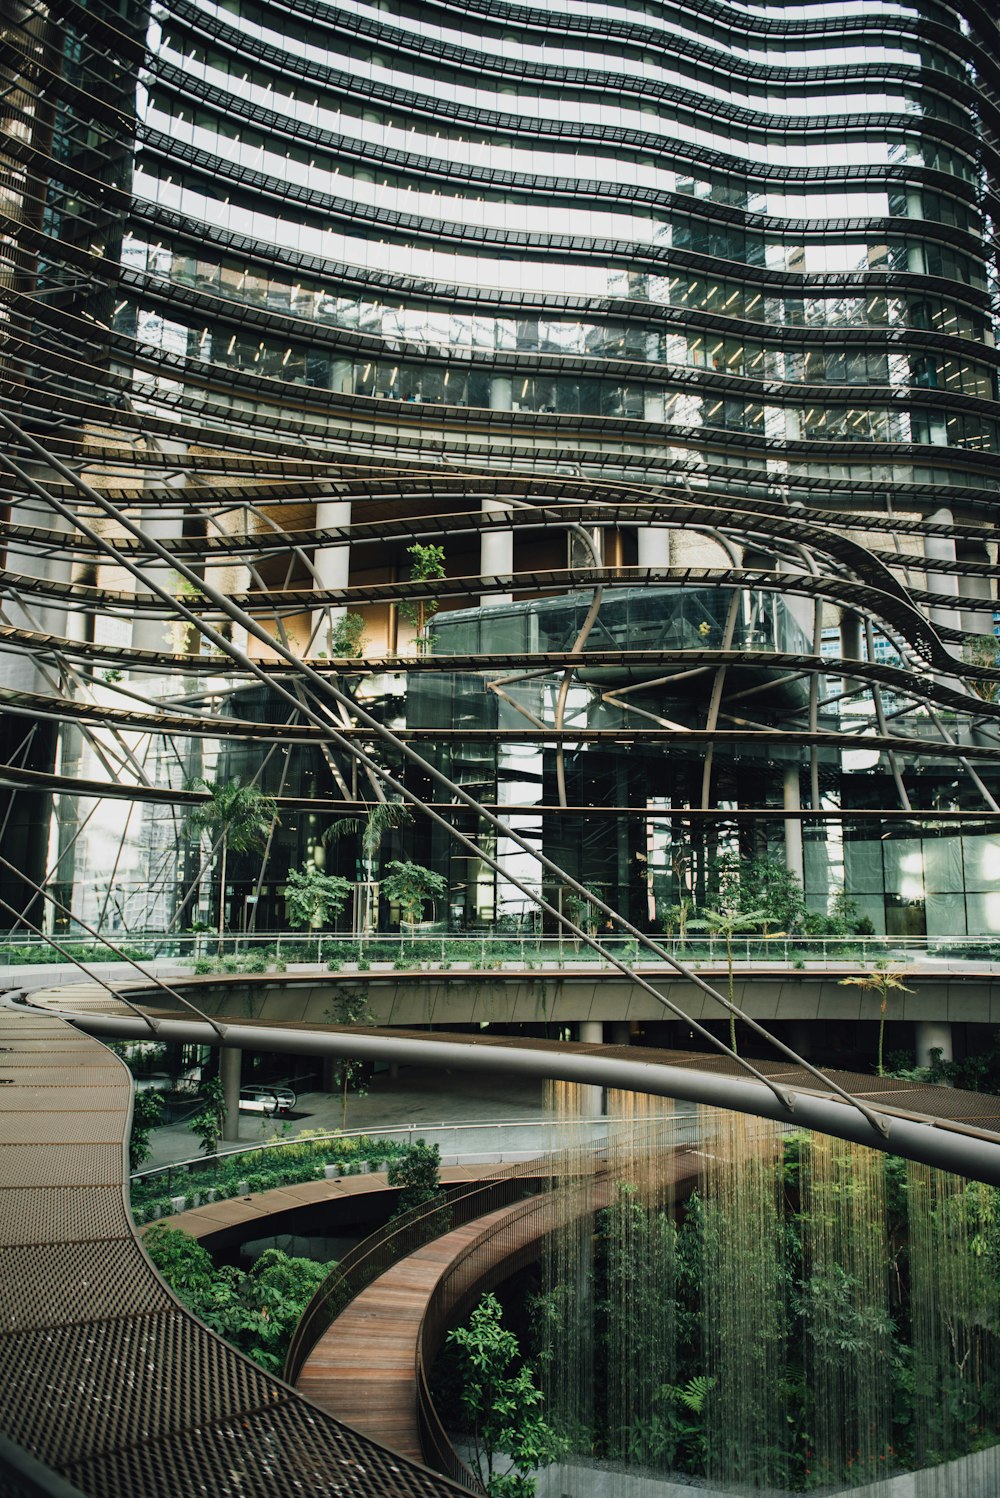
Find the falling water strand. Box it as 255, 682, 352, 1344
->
800, 1131, 890, 1491
700, 1106, 787, 1492
602, 1089, 678, 1489
543, 1078, 596, 1480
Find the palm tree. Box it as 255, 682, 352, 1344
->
687, 906, 767, 1055
324, 801, 413, 934
189, 778, 278, 947
839, 964, 913, 1076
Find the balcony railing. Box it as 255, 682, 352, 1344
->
4, 931, 999, 971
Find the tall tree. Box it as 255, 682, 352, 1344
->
189, 778, 278, 945
687, 906, 767, 1056
839, 964, 913, 1075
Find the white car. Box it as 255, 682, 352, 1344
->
238, 1085, 296, 1116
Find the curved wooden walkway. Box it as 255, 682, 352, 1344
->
295, 1148, 701, 1465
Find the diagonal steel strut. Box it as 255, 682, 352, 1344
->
0, 410, 894, 1136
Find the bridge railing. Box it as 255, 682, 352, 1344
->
5, 930, 999, 971
283, 1166, 545, 1386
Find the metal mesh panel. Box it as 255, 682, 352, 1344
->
0, 1047, 122, 1065
64, 1396, 463, 1498
0, 1113, 126, 1145
0, 1311, 280, 1466
0, 1090, 131, 1113
0, 1241, 173, 1330
1, 1145, 124, 1190
0, 1066, 127, 1085
0, 1007, 468, 1498
0, 1188, 128, 1247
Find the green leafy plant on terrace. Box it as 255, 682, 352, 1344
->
144, 1225, 332, 1373
398, 540, 446, 655
284, 864, 352, 931
129, 1130, 410, 1223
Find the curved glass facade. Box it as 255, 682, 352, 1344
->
1, 0, 999, 953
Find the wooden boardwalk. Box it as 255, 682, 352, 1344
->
295, 1148, 701, 1465
295, 1197, 541, 1461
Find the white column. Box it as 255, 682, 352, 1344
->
783, 765, 804, 888
221, 1045, 242, 1141
131, 503, 181, 660
915, 1019, 952, 1069
331, 358, 353, 395
577, 1020, 605, 1115
957, 539, 995, 638
482, 376, 515, 603
481, 500, 514, 605
313, 497, 352, 653
637, 524, 671, 572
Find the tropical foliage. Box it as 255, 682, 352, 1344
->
399, 541, 446, 653
284, 865, 352, 930
444, 1292, 566, 1497
839, 964, 913, 1075
521, 1143, 1000, 1492
189, 778, 278, 941
144, 1225, 331, 1373
381, 859, 447, 927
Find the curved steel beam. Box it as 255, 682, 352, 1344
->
32, 1004, 1000, 1187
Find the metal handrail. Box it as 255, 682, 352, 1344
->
283, 1166, 545, 1383
5, 931, 1000, 966
414, 1191, 556, 1496
130, 1117, 610, 1195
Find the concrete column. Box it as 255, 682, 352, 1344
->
321, 1053, 338, 1093
331, 359, 353, 395
313, 497, 352, 653
577, 1020, 605, 1115
482, 374, 515, 603
924, 507, 962, 635
481, 499, 514, 605
915, 1019, 952, 1069
132, 441, 188, 662
220, 1046, 242, 1142
839, 609, 863, 663
956, 539, 995, 639
838, 608, 865, 709
783, 765, 804, 887
490, 375, 513, 411
643, 389, 664, 424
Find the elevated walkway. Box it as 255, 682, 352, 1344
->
0, 1002, 467, 1497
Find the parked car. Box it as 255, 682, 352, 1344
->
238, 1084, 296, 1116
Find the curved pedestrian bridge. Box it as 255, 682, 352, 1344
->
0, 1003, 470, 1497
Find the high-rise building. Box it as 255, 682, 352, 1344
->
2, 0, 999, 970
